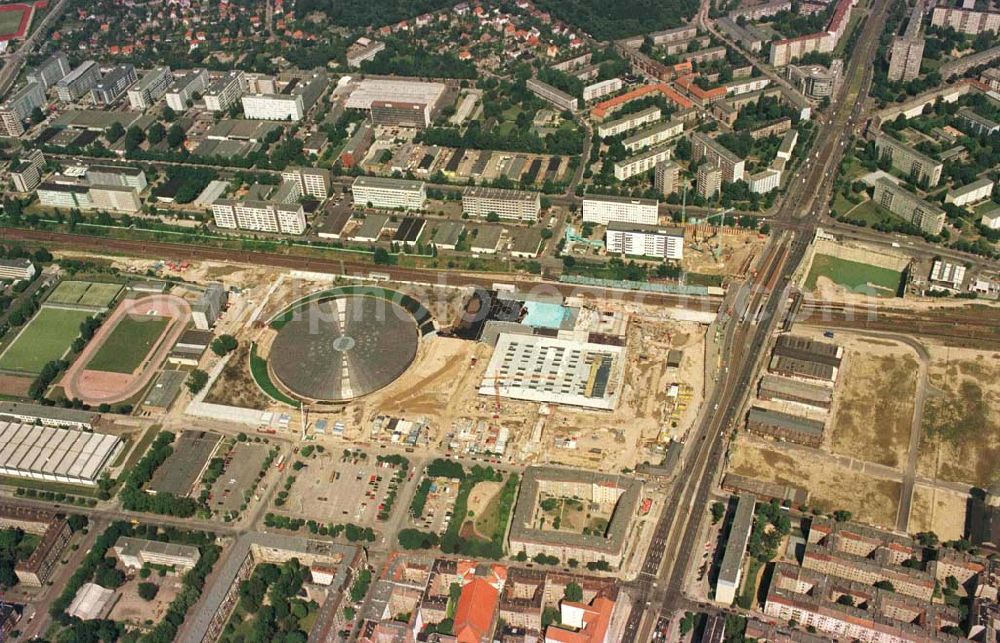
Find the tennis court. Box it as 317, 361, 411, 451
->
47, 280, 121, 308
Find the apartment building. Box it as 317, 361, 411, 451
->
211, 199, 306, 234
958, 108, 1000, 135
623, 119, 684, 152
605, 222, 684, 259
462, 186, 541, 222
930, 5, 1000, 34
203, 70, 246, 112
691, 132, 745, 182
0, 82, 45, 137
945, 177, 994, 207
9, 149, 45, 192
27, 52, 70, 89
696, 164, 723, 199
888, 0, 926, 82
242, 70, 328, 121
582, 78, 622, 102
91, 65, 138, 105
874, 133, 943, 187
127, 66, 173, 110
614, 144, 673, 181
526, 78, 578, 113
281, 166, 332, 199
0, 258, 35, 281
165, 69, 210, 111
12, 516, 71, 587
654, 160, 680, 197
596, 106, 661, 138
581, 194, 659, 225
716, 494, 756, 604
56, 61, 100, 102
982, 67, 1000, 91
748, 168, 781, 194
352, 176, 426, 210
872, 177, 945, 234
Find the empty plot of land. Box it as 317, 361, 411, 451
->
0, 307, 92, 374
804, 254, 902, 297
149, 430, 220, 496
209, 442, 268, 514
469, 480, 504, 539
277, 453, 393, 526
107, 576, 181, 626
830, 346, 919, 468
728, 437, 902, 529
908, 485, 967, 541
86, 315, 170, 373
918, 350, 1000, 488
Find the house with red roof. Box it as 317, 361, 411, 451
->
452, 562, 507, 643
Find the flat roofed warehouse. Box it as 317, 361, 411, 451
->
0, 422, 122, 486
480, 333, 626, 410
769, 355, 838, 381
345, 78, 446, 111
773, 335, 843, 365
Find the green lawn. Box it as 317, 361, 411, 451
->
47, 280, 122, 308
78, 283, 121, 308
47, 281, 91, 305
804, 254, 903, 297
249, 343, 299, 406
0, 307, 92, 374
85, 315, 170, 373
847, 199, 902, 226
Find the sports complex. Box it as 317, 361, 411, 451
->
258, 286, 434, 404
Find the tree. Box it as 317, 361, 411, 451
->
836, 594, 855, 607
186, 369, 209, 394
147, 122, 166, 145
138, 582, 159, 601
162, 106, 176, 122
67, 515, 88, 533
710, 501, 725, 524
210, 334, 238, 356
166, 123, 185, 148
124, 126, 145, 152
30, 106, 45, 125
106, 122, 125, 143
832, 510, 852, 522
563, 582, 583, 602
874, 580, 895, 592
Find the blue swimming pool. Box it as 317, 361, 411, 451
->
522, 302, 568, 329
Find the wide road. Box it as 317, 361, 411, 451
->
622, 0, 895, 636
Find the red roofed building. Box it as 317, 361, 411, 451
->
592, 83, 695, 119
674, 74, 727, 106
544, 595, 616, 643
452, 562, 507, 643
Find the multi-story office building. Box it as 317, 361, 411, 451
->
526, 78, 578, 112
623, 119, 684, 152
127, 67, 173, 110
691, 132, 745, 182
9, 150, 45, 192
930, 6, 1000, 34
0, 82, 45, 136
37, 181, 140, 212
748, 168, 781, 194
582, 194, 659, 226
872, 177, 945, 235
346, 78, 445, 124
787, 62, 841, 99
165, 69, 210, 111
370, 100, 433, 128
27, 52, 70, 89
697, 164, 723, 199
874, 133, 943, 187
241, 69, 328, 121
614, 144, 673, 181
597, 106, 661, 138
606, 222, 684, 259
352, 176, 426, 210
654, 160, 680, 197
211, 199, 306, 234
582, 78, 622, 102
203, 70, 246, 112
113, 537, 201, 572
281, 166, 332, 199
56, 61, 100, 102
888, 0, 925, 82
462, 187, 541, 222
85, 165, 148, 191
91, 65, 138, 105
716, 494, 755, 604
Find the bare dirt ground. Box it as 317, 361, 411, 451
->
0, 373, 31, 397
829, 339, 919, 468
203, 341, 270, 410
917, 346, 1000, 488
908, 484, 967, 541
108, 576, 181, 626
682, 229, 764, 277
728, 436, 902, 529
468, 480, 503, 539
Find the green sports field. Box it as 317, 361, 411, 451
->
85, 315, 170, 374
47, 280, 121, 308
804, 254, 903, 297
0, 307, 92, 374
0, 6, 27, 38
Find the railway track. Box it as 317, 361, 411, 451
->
798, 302, 1000, 347
0, 227, 723, 310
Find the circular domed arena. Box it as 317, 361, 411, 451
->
267, 293, 421, 402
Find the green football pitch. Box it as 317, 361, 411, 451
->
0, 307, 92, 374
804, 254, 903, 297
85, 314, 170, 374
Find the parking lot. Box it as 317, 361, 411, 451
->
278, 451, 402, 526
209, 442, 269, 515
409, 477, 459, 536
